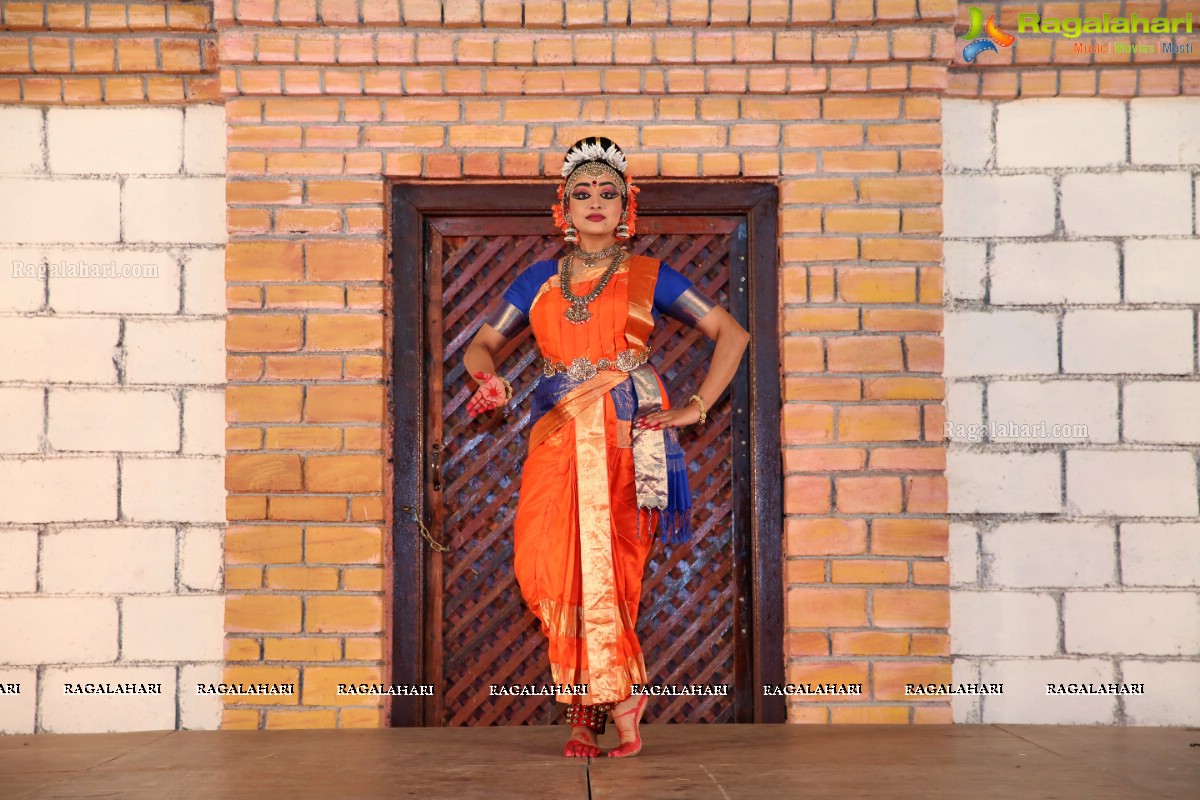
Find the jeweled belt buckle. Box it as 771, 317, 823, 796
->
541, 348, 649, 380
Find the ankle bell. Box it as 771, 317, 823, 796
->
564, 701, 611, 734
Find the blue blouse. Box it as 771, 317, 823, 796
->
484, 258, 715, 338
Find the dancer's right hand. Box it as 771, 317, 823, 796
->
467, 372, 507, 418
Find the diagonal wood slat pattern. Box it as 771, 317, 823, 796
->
433, 221, 738, 726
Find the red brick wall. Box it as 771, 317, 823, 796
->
213, 0, 957, 728
0, 1, 217, 102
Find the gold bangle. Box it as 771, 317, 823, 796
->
499, 376, 513, 405
688, 394, 707, 425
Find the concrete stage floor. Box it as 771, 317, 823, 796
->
1, 724, 1197, 799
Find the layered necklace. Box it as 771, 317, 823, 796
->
559, 243, 625, 324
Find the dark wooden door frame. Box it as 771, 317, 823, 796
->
388, 181, 784, 726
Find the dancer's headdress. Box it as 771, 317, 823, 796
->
551, 136, 640, 239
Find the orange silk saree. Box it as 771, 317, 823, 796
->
511, 253, 690, 706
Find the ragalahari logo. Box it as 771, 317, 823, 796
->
962, 7, 1015, 62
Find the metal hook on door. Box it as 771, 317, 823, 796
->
430, 442, 442, 492
398, 504, 449, 552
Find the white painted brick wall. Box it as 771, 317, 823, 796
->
0, 458, 118, 523
1, 248, 45, 311
944, 96, 1200, 725
183, 107, 227, 177
942, 241, 987, 300
990, 242, 1119, 305
41, 665, 176, 733
946, 451, 1061, 514
0, 667, 37, 734
0, 597, 119, 664
182, 389, 226, 455
48, 389, 180, 452
124, 319, 226, 385
996, 99, 1126, 169
122, 458, 226, 524
1121, 661, 1200, 725
123, 178, 227, 244
1062, 310, 1193, 375
1067, 451, 1198, 517
0, 387, 44, 453
944, 380, 982, 433
950, 657, 981, 722
0, 108, 44, 174
984, 522, 1116, 588
987, 381, 1117, 443
943, 175, 1056, 237
0, 106, 227, 733
978, 658, 1117, 724
122, 595, 226, 661
950, 592, 1059, 656
0, 178, 121, 243
1120, 523, 1200, 587
41, 527, 177, 594
1124, 382, 1200, 443
941, 100, 993, 170
181, 248, 227, 315
1123, 240, 1200, 303
1065, 593, 1200, 656
47, 108, 183, 175
179, 663, 223, 730
0, 318, 120, 383
46, 247, 182, 315
1129, 99, 1200, 165
0, 529, 38, 593
180, 526, 224, 592
944, 311, 1058, 376
947, 523, 979, 587
1061, 172, 1194, 236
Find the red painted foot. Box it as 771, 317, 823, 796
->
606, 694, 648, 758
563, 725, 600, 758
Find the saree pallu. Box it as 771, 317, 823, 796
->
511, 255, 691, 706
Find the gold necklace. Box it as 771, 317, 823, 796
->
560, 248, 625, 324
572, 242, 622, 270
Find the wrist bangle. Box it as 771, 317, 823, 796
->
499, 376, 513, 405
688, 394, 707, 425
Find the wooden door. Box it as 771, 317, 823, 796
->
389, 184, 783, 727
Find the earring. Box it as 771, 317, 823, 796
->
564, 214, 578, 243
615, 211, 630, 239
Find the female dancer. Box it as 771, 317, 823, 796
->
463, 137, 749, 757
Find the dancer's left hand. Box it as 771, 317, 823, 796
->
634, 404, 702, 431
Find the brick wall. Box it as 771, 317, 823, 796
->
3, 0, 1196, 734
942, 95, 1200, 725
0, 0, 218, 103
217, 0, 958, 728
0, 2, 226, 734
0, 103, 228, 733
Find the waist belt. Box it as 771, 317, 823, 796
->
541, 348, 651, 382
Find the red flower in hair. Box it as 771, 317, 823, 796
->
551, 183, 569, 232
624, 174, 640, 237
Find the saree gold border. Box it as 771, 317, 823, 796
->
574, 396, 625, 704
551, 653, 648, 705
537, 598, 583, 639
623, 254, 659, 351
630, 365, 669, 508
526, 369, 628, 455
625, 255, 670, 508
